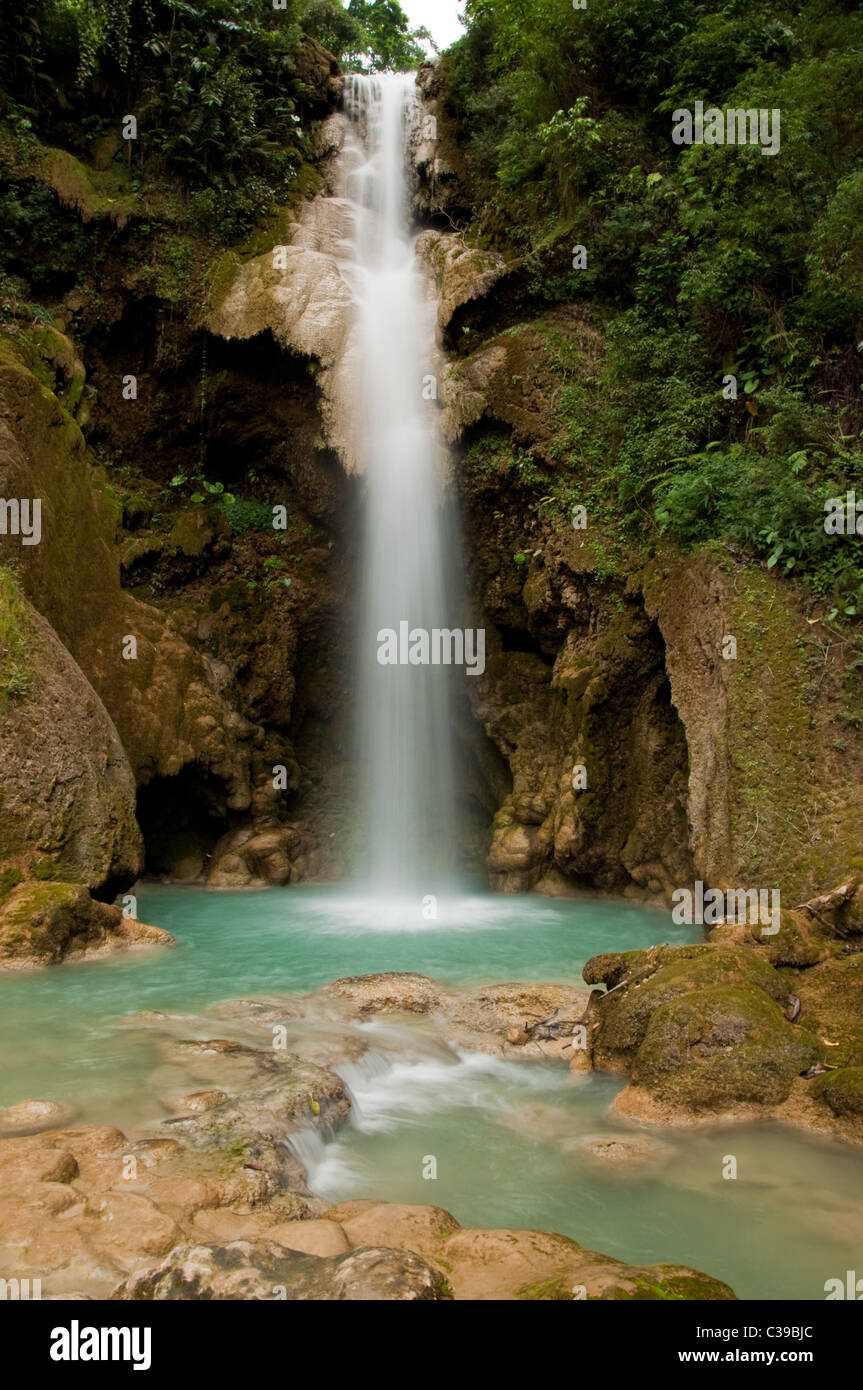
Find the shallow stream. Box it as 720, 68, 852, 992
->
1, 885, 860, 1299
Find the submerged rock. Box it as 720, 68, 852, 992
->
0, 1099, 78, 1136
322, 972, 442, 1015
575, 1133, 675, 1173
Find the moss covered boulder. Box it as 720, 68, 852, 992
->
814, 1068, 863, 1133
583, 944, 790, 1067
0, 881, 173, 969
631, 983, 817, 1111
585, 943, 817, 1119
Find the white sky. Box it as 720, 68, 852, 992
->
400, 0, 467, 51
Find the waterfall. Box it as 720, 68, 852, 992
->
340, 74, 460, 895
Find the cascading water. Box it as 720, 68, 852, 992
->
341, 74, 461, 894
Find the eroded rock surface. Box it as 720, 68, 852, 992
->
0, 576, 141, 894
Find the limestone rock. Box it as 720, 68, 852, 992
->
439, 981, 590, 1061
267, 1219, 350, 1257
208, 234, 357, 471
0, 1099, 78, 1137
327, 1199, 735, 1301
161, 1048, 350, 1186
416, 230, 509, 335
0, 340, 259, 828
321, 972, 442, 1015
207, 821, 319, 887
584, 943, 818, 1119
0, 576, 141, 893
0, 881, 173, 969
110, 1239, 450, 1301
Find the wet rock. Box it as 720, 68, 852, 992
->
322, 972, 442, 1015
412, 62, 470, 220
0, 1136, 79, 1188
110, 1239, 450, 1301
162, 1091, 229, 1116
267, 1219, 350, 1257
160, 1050, 350, 1187
0, 342, 258, 827
575, 1133, 675, 1173
416, 231, 509, 335
0, 882, 174, 970
207, 822, 319, 887
439, 981, 590, 1061
0, 1099, 78, 1136
208, 234, 355, 470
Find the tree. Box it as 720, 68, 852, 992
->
346, 0, 432, 70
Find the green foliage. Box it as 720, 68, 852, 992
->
448, 0, 863, 612
345, 1, 432, 70
301, 0, 432, 69
216, 496, 275, 534
301, 0, 366, 58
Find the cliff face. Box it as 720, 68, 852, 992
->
0, 571, 141, 893
410, 63, 863, 906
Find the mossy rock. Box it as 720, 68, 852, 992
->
814, 1067, 863, 1118
584, 944, 790, 1061
122, 492, 153, 529
632, 983, 818, 1109
517, 1264, 736, 1301
169, 506, 217, 559
611, 1269, 738, 1301
0, 881, 103, 964
0, 573, 142, 891
794, 954, 863, 1067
